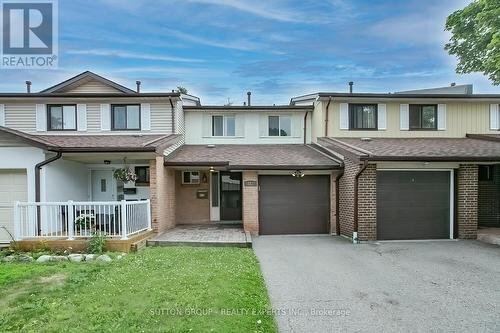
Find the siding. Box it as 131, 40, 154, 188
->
65, 80, 124, 94
4, 103, 36, 133
324, 101, 495, 138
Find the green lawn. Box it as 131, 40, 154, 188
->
0, 247, 276, 333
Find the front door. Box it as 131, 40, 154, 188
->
91, 170, 115, 201
220, 172, 242, 221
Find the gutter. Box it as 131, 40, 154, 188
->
169, 98, 175, 134
303, 111, 309, 144
35, 151, 62, 235
353, 160, 368, 244
324, 97, 332, 137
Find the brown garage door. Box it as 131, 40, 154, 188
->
259, 175, 330, 235
377, 171, 451, 240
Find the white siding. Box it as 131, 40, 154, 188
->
42, 159, 89, 202
64, 80, 125, 94
4, 103, 37, 132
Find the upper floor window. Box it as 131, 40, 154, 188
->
112, 104, 140, 130
349, 104, 377, 130
47, 105, 77, 131
409, 105, 437, 130
268, 115, 291, 136
212, 115, 235, 136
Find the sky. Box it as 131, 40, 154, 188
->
0, 0, 498, 104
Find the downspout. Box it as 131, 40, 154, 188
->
324, 97, 332, 137
353, 160, 368, 244
35, 151, 62, 235
169, 98, 175, 133
334, 170, 344, 236
303, 111, 309, 144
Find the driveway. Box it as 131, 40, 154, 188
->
253, 236, 500, 333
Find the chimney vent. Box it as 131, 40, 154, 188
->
26, 81, 32, 93
348, 81, 354, 93
247, 91, 251, 106
136, 81, 141, 93
450, 82, 456, 87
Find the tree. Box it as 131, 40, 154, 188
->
177, 86, 188, 94
444, 0, 500, 85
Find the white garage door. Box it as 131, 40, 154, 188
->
0, 170, 27, 243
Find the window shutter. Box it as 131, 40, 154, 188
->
437, 104, 446, 130
0, 104, 4, 127
36, 104, 46, 132
400, 104, 409, 130
490, 104, 499, 130
202, 113, 211, 137
339, 103, 349, 130
100, 104, 111, 131
377, 104, 387, 130
235, 114, 245, 137
141, 103, 151, 131
259, 114, 268, 137
77, 104, 87, 131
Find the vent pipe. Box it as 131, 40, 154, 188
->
247, 91, 251, 106
136, 81, 141, 93
26, 81, 32, 93
348, 81, 354, 94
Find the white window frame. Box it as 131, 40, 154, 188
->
268, 115, 291, 137
212, 115, 235, 137
182, 171, 200, 184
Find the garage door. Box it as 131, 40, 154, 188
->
377, 171, 451, 240
259, 175, 330, 235
0, 170, 27, 243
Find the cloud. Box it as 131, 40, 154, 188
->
65, 49, 204, 63
184, 0, 309, 23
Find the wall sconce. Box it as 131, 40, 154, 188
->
202, 173, 208, 183
291, 170, 305, 178
209, 166, 215, 173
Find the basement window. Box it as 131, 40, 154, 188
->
182, 171, 200, 184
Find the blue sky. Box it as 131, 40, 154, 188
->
1, 0, 498, 104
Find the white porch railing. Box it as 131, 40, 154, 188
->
13, 200, 151, 241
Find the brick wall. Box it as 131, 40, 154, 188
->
478, 164, 500, 227
149, 156, 176, 233
330, 172, 338, 234
175, 170, 210, 224
338, 158, 358, 238
242, 171, 259, 235
458, 164, 478, 239
357, 164, 377, 241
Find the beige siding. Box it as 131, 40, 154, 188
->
4, 103, 36, 133
150, 103, 173, 133
86, 103, 101, 132
324, 101, 496, 138
65, 80, 124, 94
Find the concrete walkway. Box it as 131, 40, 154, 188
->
253, 236, 500, 333
147, 224, 251, 248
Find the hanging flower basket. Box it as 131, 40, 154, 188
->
113, 168, 138, 182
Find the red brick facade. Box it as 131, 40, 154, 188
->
149, 156, 176, 233
457, 164, 478, 239
357, 164, 377, 241
242, 171, 259, 235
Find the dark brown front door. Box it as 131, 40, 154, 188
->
377, 171, 451, 240
259, 175, 330, 235
220, 172, 242, 221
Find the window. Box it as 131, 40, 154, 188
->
47, 105, 77, 130
212, 115, 235, 136
182, 171, 200, 184
135, 166, 150, 186
409, 105, 437, 130
112, 104, 140, 130
268, 115, 291, 136
479, 165, 494, 181
349, 104, 377, 130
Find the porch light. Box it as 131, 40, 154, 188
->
104, 160, 111, 165
291, 170, 304, 178
209, 167, 215, 173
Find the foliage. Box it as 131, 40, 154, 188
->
113, 167, 137, 182
74, 213, 95, 229
177, 86, 188, 94
445, 0, 500, 85
0, 247, 276, 333
87, 231, 106, 254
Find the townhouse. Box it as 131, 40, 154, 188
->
0, 72, 498, 249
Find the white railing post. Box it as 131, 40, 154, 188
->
13, 201, 20, 241
121, 200, 128, 240
146, 199, 152, 230
67, 200, 74, 240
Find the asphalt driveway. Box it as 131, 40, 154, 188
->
253, 236, 500, 333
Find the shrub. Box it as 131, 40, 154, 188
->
87, 232, 106, 254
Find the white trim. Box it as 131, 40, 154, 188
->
209, 171, 220, 221
339, 103, 349, 130
490, 104, 499, 130
437, 104, 446, 130
377, 103, 387, 130
0, 104, 4, 126
400, 104, 409, 130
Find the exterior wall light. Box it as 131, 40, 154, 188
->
291, 170, 305, 178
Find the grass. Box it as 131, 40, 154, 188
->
0, 247, 276, 333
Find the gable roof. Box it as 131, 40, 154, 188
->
39, 71, 137, 94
